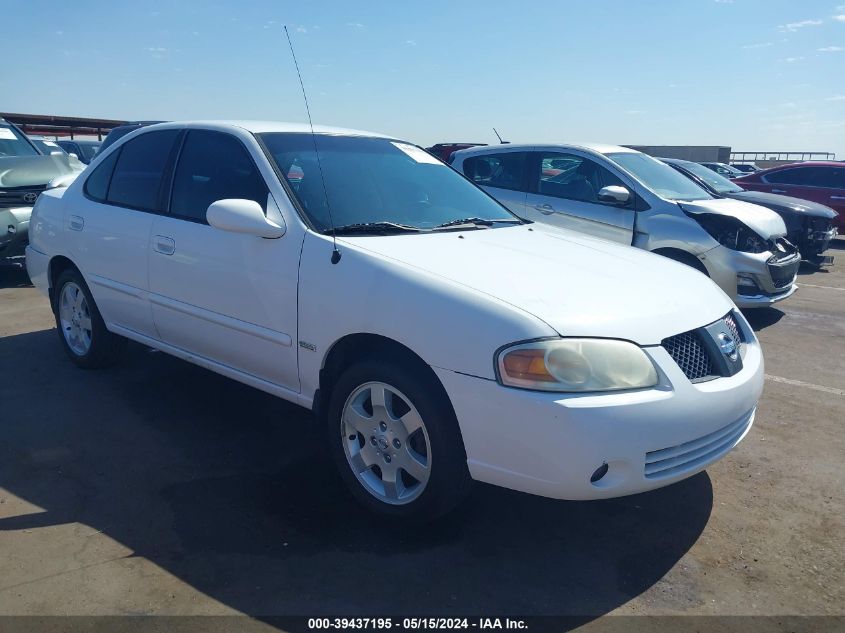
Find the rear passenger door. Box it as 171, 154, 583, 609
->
460, 150, 531, 217
70, 129, 181, 340
524, 151, 635, 244
147, 129, 301, 392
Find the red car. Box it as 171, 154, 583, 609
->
734, 162, 844, 229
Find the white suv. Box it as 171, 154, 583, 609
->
26, 121, 763, 520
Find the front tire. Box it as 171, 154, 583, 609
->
54, 268, 126, 368
326, 357, 471, 521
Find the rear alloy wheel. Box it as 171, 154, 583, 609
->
53, 268, 126, 369
327, 357, 471, 521
58, 281, 93, 356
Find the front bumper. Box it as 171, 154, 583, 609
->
701, 244, 800, 308
435, 317, 764, 500
0, 206, 32, 263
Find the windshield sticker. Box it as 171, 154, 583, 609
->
0, 128, 17, 140
391, 142, 444, 165
43, 141, 59, 147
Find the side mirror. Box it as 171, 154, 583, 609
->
597, 185, 631, 205
68, 152, 79, 159
206, 199, 286, 238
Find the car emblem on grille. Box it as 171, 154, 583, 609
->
23, 192, 38, 204
717, 332, 737, 360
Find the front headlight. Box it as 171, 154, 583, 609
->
496, 338, 659, 392
684, 212, 768, 253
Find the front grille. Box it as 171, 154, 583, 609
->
0, 184, 47, 208
644, 409, 754, 479
661, 330, 714, 381
724, 313, 744, 345
767, 256, 800, 288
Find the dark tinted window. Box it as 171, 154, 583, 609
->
107, 130, 179, 211
83, 150, 120, 202
462, 152, 528, 192
536, 152, 625, 203
764, 166, 843, 187
814, 167, 845, 188
170, 130, 268, 222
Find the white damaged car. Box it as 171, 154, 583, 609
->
26, 122, 763, 520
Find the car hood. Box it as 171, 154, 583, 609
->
0, 154, 85, 189
726, 190, 837, 220
679, 197, 787, 238
343, 224, 733, 345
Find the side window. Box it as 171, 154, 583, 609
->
169, 130, 269, 223
463, 152, 528, 192
107, 130, 180, 211
83, 150, 120, 202
814, 167, 845, 189
536, 152, 622, 203
765, 167, 826, 186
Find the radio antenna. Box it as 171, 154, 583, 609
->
284, 25, 341, 264
493, 127, 508, 144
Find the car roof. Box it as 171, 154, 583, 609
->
454, 142, 638, 157
143, 120, 392, 138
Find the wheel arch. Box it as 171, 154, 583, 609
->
651, 247, 710, 276
317, 333, 458, 429
47, 255, 81, 310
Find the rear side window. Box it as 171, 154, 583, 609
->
83, 150, 120, 201
462, 152, 529, 192
106, 130, 180, 211
169, 130, 269, 223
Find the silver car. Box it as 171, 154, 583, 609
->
452, 144, 800, 307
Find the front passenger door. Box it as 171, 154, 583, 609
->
148, 129, 301, 392
461, 150, 532, 217
524, 151, 635, 244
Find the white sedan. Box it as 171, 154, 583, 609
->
25, 121, 763, 520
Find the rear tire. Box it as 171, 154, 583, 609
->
54, 268, 126, 369
326, 356, 472, 521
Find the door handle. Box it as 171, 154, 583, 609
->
771, 189, 787, 194
154, 235, 175, 255
831, 195, 845, 201
68, 215, 84, 231
534, 203, 554, 214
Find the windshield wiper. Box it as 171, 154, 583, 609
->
328, 221, 422, 236
433, 217, 524, 230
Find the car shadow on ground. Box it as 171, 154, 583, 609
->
742, 307, 785, 331
0, 267, 32, 289
0, 329, 713, 622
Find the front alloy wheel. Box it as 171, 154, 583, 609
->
327, 357, 472, 521
342, 381, 432, 505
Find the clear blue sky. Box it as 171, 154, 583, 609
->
2, 0, 843, 156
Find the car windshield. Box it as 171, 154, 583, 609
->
260, 133, 519, 233
0, 123, 40, 157
608, 152, 712, 201
675, 161, 744, 195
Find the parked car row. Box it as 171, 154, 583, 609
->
12, 120, 842, 521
